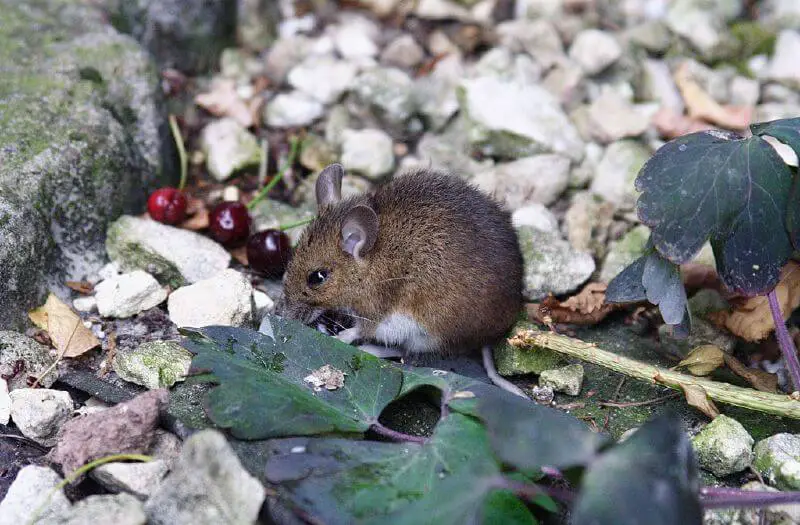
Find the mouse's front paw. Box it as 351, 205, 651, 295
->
335, 327, 361, 345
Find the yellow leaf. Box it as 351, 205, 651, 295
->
680, 383, 720, 419
28, 293, 100, 358
677, 345, 725, 376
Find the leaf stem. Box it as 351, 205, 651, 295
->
279, 217, 315, 231
700, 486, 800, 509
370, 422, 427, 444
767, 289, 800, 392
498, 476, 574, 504
27, 453, 152, 525
168, 114, 188, 191
246, 135, 301, 211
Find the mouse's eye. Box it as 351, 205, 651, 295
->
307, 269, 329, 288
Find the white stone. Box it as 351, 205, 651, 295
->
587, 89, 650, 144
168, 269, 254, 328
496, 19, 565, 70
94, 270, 167, 319
0, 378, 9, 425
288, 55, 358, 104
381, 34, 426, 68
665, 0, 741, 58
511, 203, 559, 232
414, 54, 464, 130
472, 154, 571, 209
73, 295, 97, 313
9, 389, 73, 447
333, 15, 380, 59
93, 460, 170, 499
0, 466, 71, 525
590, 139, 651, 210
340, 128, 396, 180
729, 76, 761, 106
459, 76, 584, 161
95, 261, 121, 283
265, 91, 325, 128
200, 118, 262, 182
569, 29, 622, 75
767, 30, 800, 89
253, 290, 275, 319
353, 67, 416, 127
640, 59, 684, 111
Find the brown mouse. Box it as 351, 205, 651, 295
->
275, 163, 527, 397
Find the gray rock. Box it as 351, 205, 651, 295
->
264, 35, 313, 82
511, 204, 559, 233
413, 0, 493, 24
324, 104, 352, 147
414, 128, 490, 178
568, 29, 622, 76
703, 481, 800, 525
94, 270, 167, 319
587, 89, 651, 144
754, 433, 800, 490
639, 59, 684, 111
0, 379, 9, 425
680, 58, 734, 104
539, 364, 584, 395
73, 296, 98, 313
590, 139, 651, 210
625, 21, 673, 54
236, 0, 281, 51
767, 30, 800, 90
599, 225, 651, 283
0, 466, 71, 525
93, 460, 170, 499
414, 55, 464, 130
113, 340, 193, 389
470, 47, 542, 85
200, 118, 262, 182
9, 388, 73, 447
472, 154, 571, 209
61, 494, 146, 525
542, 61, 586, 109
729, 76, 761, 107
381, 34, 426, 69
265, 91, 325, 128
762, 83, 800, 104
459, 76, 584, 161
340, 129, 396, 180
168, 269, 255, 329
144, 429, 265, 525
665, 0, 741, 59
332, 14, 380, 60
106, 215, 230, 288
760, 0, 800, 30
514, 0, 565, 19
0, 1, 170, 330
496, 19, 566, 69
288, 55, 358, 104
756, 102, 800, 122
569, 142, 604, 188
0, 331, 58, 390
563, 191, 616, 254
112, 0, 236, 73
353, 67, 416, 129
692, 415, 754, 477
518, 226, 596, 301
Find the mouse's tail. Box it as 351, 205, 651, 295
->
481, 346, 528, 398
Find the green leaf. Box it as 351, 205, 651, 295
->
265, 413, 504, 524
636, 129, 794, 295
571, 412, 702, 525
787, 177, 800, 251
751, 117, 800, 160
180, 316, 403, 439
605, 255, 647, 304
642, 251, 687, 325
452, 383, 609, 471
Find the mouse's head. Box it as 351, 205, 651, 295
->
276, 164, 380, 325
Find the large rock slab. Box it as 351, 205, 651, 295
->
0, 0, 171, 329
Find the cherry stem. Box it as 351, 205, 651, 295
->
700, 486, 800, 509
369, 422, 427, 444
767, 288, 800, 392
246, 135, 301, 211
168, 114, 188, 191
279, 217, 315, 231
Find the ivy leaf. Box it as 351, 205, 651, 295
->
750, 117, 800, 160
179, 316, 403, 439
264, 413, 507, 524
788, 178, 800, 250
635, 129, 793, 295
642, 251, 687, 325
572, 412, 702, 525
605, 255, 647, 304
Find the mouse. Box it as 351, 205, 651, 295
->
274, 163, 527, 398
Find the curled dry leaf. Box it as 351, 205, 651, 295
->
652, 107, 715, 139
65, 281, 94, 295
722, 354, 779, 393
179, 196, 210, 231
527, 282, 617, 325
676, 345, 725, 376
28, 293, 100, 358
674, 62, 753, 130
708, 261, 800, 342
195, 78, 256, 128
680, 382, 720, 419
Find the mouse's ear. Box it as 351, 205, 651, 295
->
341, 204, 378, 261
316, 163, 344, 210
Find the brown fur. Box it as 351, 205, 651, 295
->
277, 168, 524, 355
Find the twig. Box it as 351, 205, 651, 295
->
168, 114, 188, 191
509, 329, 800, 420
767, 289, 800, 392
700, 486, 800, 509
369, 422, 427, 444
598, 393, 680, 408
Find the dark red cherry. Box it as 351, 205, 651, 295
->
147, 187, 187, 225
209, 201, 252, 247
247, 229, 292, 277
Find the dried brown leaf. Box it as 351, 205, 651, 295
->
195, 78, 255, 128
676, 345, 725, 376
230, 246, 249, 266
652, 107, 715, 139
65, 281, 94, 295
708, 261, 800, 341
680, 382, 720, 418
674, 63, 753, 130
28, 293, 100, 358
723, 354, 779, 393
528, 282, 616, 325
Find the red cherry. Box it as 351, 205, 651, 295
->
147, 187, 187, 225
209, 201, 252, 247
247, 229, 292, 277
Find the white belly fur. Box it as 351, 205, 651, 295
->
374, 313, 439, 354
